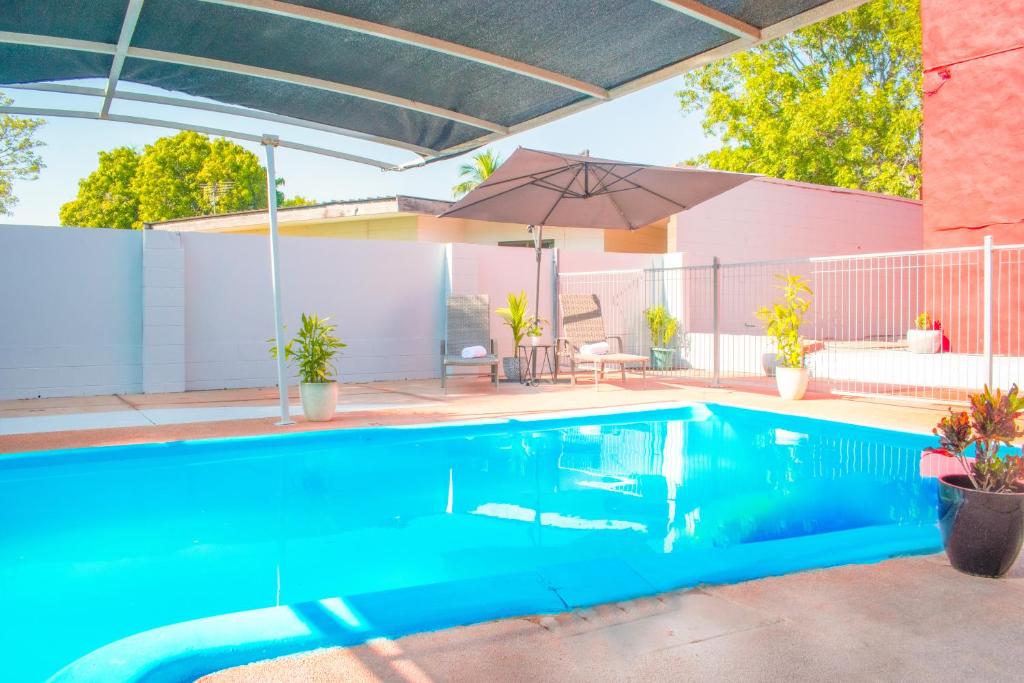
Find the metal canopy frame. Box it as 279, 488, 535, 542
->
0, 0, 866, 426
0, 0, 867, 165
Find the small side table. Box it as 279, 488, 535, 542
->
516, 343, 557, 386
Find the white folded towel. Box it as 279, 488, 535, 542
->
461, 345, 488, 359
579, 341, 610, 356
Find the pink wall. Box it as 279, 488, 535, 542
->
920, 0, 1024, 352
671, 178, 922, 265
921, 0, 1024, 248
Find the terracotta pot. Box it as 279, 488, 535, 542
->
299, 381, 338, 422
907, 329, 942, 354
939, 474, 1024, 577
774, 367, 809, 400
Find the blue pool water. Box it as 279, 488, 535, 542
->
1, 404, 941, 682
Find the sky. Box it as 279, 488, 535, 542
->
2, 76, 719, 226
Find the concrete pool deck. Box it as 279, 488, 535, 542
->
0, 376, 953, 453
200, 552, 1024, 683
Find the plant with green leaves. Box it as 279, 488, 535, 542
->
452, 148, 502, 198
496, 290, 529, 347
0, 93, 45, 216
269, 313, 346, 384
644, 306, 679, 348
915, 311, 933, 330
526, 316, 548, 338
677, 0, 921, 199
933, 384, 1024, 493
756, 274, 813, 369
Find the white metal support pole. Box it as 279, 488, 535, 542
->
983, 235, 994, 389
712, 256, 721, 387
263, 135, 293, 425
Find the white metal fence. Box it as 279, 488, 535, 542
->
559, 238, 1023, 403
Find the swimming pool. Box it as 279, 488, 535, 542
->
1, 403, 941, 682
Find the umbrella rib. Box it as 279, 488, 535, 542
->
539, 165, 583, 226
440, 166, 571, 216
604, 186, 637, 230
589, 164, 623, 195
600, 167, 690, 210
592, 166, 645, 194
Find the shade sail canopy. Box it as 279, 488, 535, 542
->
0, 0, 864, 166
439, 147, 754, 229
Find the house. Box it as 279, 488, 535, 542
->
148, 178, 922, 259
147, 195, 668, 254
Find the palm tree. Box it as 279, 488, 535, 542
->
452, 149, 503, 198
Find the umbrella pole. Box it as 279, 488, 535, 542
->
533, 224, 544, 324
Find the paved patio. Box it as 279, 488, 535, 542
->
200, 552, 1024, 683
0, 376, 953, 454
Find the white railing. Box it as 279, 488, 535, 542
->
559, 238, 1024, 404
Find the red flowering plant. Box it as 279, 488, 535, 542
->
932, 384, 1024, 493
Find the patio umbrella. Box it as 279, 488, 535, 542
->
439, 147, 754, 325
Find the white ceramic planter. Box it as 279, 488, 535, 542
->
299, 381, 338, 422
529, 335, 541, 347
907, 329, 941, 354
775, 367, 809, 400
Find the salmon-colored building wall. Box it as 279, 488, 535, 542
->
920, 0, 1024, 353
921, 0, 1024, 247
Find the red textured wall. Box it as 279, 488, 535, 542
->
920, 0, 1024, 354
921, 0, 1024, 247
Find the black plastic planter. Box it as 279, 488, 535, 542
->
938, 475, 1024, 577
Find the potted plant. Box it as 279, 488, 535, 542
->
908, 311, 942, 354
644, 305, 679, 370
495, 291, 528, 380
269, 313, 346, 422
525, 316, 548, 346
931, 384, 1024, 577
755, 274, 813, 400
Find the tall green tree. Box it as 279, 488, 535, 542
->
59, 147, 140, 229
677, 0, 921, 199
452, 148, 503, 198
0, 93, 45, 216
60, 131, 306, 229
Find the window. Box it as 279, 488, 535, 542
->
497, 239, 555, 249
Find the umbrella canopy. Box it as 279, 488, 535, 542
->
439, 148, 754, 229
439, 148, 755, 350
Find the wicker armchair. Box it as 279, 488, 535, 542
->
558, 293, 647, 385
441, 295, 499, 391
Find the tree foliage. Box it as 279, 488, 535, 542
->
59, 147, 140, 229
60, 131, 307, 229
677, 0, 921, 198
452, 148, 502, 198
0, 93, 45, 216
280, 195, 318, 207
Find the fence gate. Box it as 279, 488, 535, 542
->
558, 239, 1023, 404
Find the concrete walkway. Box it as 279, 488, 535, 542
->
201, 553, 1024, 683
0, 377, 953, 453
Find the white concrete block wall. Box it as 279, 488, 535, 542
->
142, 230, 186, 393
182, 232, 446, 389
0, 226, 143, 399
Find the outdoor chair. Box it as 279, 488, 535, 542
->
441, 294, 499, 391
558, 294, 647, 386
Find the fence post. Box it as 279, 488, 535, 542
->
712, 256, 721, 386
983, 235, 993, 389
